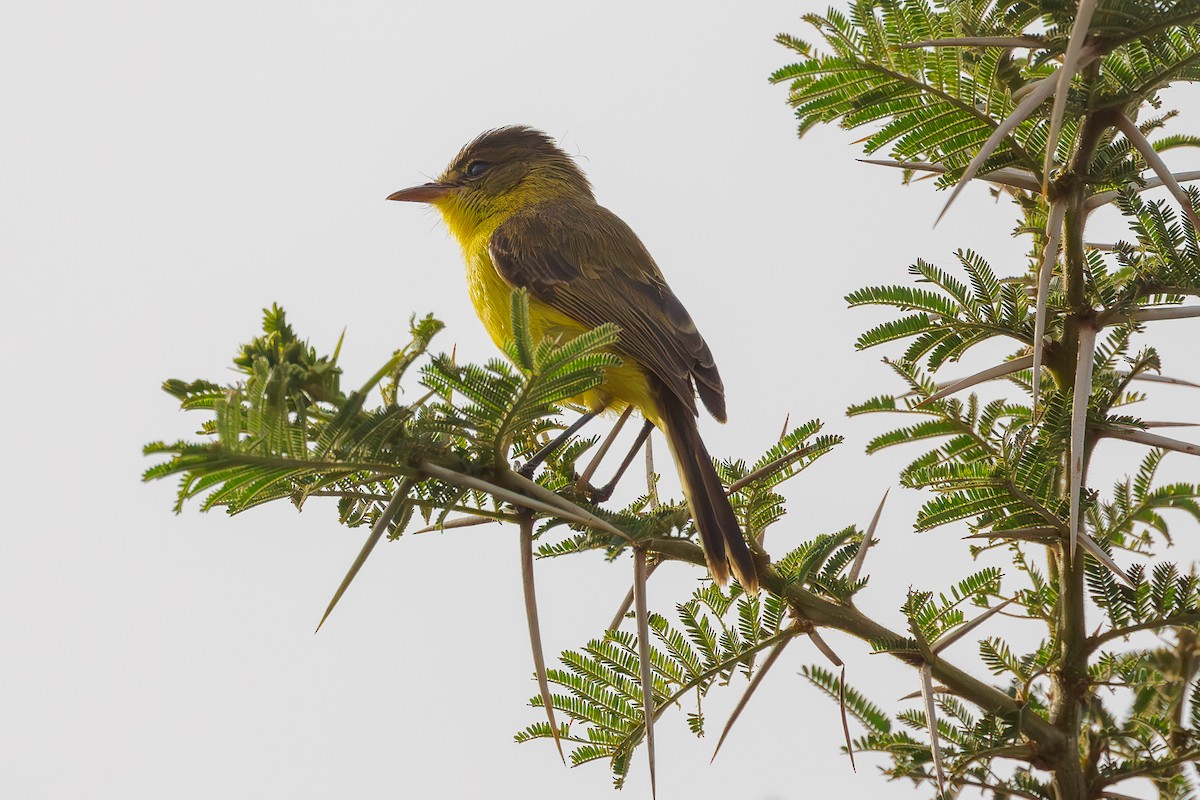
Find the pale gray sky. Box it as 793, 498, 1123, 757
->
3, 2, 1199, 798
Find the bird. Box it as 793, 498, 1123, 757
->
387, 126, 757, 592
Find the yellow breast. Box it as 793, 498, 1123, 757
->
452, 224, 659, 425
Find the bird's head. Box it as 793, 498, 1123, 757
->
388, 126, 593, 240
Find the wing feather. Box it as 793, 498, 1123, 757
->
488, 200, 726, 421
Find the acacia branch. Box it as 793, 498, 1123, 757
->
1087, 612, 1200, 651
642, 537, 1065, 755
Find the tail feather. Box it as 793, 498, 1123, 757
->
656, 392, 758, 593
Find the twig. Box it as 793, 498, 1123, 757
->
727, 443, 822, 494
965, 526, 1060, 543
1089, 611, 1200, 650
412, 516, 500, 535
897, 36, 1044, 49
643, 538, 1066, 750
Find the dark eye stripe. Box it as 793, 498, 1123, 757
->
466, 161, 491, 178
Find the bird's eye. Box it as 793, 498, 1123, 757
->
465, 161, 491, 178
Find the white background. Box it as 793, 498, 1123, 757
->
3, 2, 1199, 798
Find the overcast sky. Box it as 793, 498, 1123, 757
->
4, 2, 1199, 798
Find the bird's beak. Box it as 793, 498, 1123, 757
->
386, 182, 453, 203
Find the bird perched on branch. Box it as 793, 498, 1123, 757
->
388, 126, 756, 592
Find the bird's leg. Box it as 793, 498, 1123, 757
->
587, 420, 654, 503
518, 408, 602, 478
574, 406, 635, 494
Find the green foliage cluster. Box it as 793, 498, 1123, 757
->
515, 585, 793, 786
144, 293, 846, 785
769, 1, 1200, 796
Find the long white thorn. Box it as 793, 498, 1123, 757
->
1086, 170, 1200, 210
607, 561, 660, 632
711, 634, 792, 763
1116, 114, 1200, 231
809, 629, 844, 667
1130, 306, 1200, 324
497, 468, 636, 543
848, 489, 889, 583
633, 549, 657, 798
920, 665, 947, 795
838, 665, 856, 772
1140, 421, 1200, 429
933, 598, 1016, 653
1044, 0, 1099, 192
1122, 372, 1200, 388
919, 355, 1034, 407
421, 463, 591, 529
1100, 305, 1200, 327
804, 631, 855, 771
1070, 322, 1098, 560
1102, 427, 1200, 457
316, 481, 410, 632
937, 75, 1059, 224
900, 684, 950, 701
1033, 202, 1067, 406
519, 516, 565, 763
1077, 532, 1134, 586
858, 159, 1041, 190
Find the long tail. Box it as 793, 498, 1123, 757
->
655, 390, 758, 593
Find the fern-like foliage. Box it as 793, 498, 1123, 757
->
775, 0, 1200, 190
145, 292, 633, 536
515, 584, 796, 785
775, 1, 1200, 797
